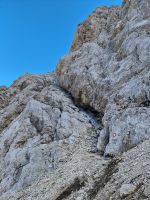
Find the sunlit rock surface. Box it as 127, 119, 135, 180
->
0, 0, 150, 199
57, 0, 150, 156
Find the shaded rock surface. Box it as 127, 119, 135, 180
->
0, 0, 150, 199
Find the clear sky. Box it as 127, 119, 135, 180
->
0, 0, 122, 86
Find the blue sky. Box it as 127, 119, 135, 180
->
0, 0, 122, 86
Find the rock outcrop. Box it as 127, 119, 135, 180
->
0, 0, 150, 199
57, 0, 150, 156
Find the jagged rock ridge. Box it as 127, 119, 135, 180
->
0, 0, 150, 199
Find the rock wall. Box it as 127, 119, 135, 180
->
0, 0, 150, 199
57, 0, 150, 156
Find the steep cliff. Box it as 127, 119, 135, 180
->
0, 0, 150, 199
57, 0, 150, 156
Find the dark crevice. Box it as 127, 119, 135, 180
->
19, 81, 28, 91
140, 100, 150, 107
54, 83, 104, 127
30, 113, 44, 134
87, 158, 120, 199
55, 177, 86, 200
79, 104, 104, 124
59, 85, 104, 122
75, 96, 104, 121
79, 107, 103, 125
15, 140, 27, 148
25, 152, 31, 165
13, 165, 23, 185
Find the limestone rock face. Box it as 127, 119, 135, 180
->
0, 74, 101, 197
0, 0, 150, 200
57, 0, 150, 156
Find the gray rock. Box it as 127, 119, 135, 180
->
0, 0, 150, 199
119, 184, 137, 198
57, 0, 150, 156
0, 74, 100, 196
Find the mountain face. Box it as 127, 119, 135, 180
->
0, 0, 150, 199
